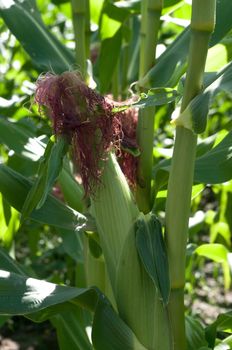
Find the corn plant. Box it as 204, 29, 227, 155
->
0, 0, 232, 349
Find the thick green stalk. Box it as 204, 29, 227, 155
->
165, 1, 216, 349
139, 0, 163, 78
137, 0, 163, 213
71, 0, 89, 78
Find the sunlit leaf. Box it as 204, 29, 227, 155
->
195, 243, 231, 289
0, 118, 45, 161
0, 164, 87, 231
0, 251, 147, 350
140, 0, 232, 88
0, 0, 74, 72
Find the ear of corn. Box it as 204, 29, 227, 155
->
115, 214, 172, 350
91, 153, 172, 349
91, 152, 139, 292
84, 236, 117, 308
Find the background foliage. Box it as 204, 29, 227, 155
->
0, 0, 231, 349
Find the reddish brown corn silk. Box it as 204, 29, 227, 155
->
35, 72, 122, 195
118, 108, 139, 187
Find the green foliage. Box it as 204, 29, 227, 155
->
0, 0, 74, 72
135, 213, 170, 304
0, 164, 87, 231
0, 0, 231, 348
21, 136, 68, 222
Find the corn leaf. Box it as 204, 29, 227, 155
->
21, 137, 68, 222
185, 315, 208, 350
0, 270, 96, 316
58, 228, 84, 262
0, 195, 19, 250
205, 312, 232, 348
0, 0, 74, 73
135, 214, 170, 305
0, 251, 147, 350
214, 343, 230, 350
98, 28, 123, 93
194, 131, 232, 184
112, 88, 179, 112
0, 119, 84, 214
195, 244, 231, 290
140, 0, 232, 88
92, 299, 147, 350
0, 248, 27, 275
0, 118, 45, 161
177, 61, 232, 133
153, 130, 232, 186
0, 164, 87, 231
214, 336, 232, 350
52, 307, 93, 350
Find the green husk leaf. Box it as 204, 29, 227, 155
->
135, 214, 170, 304
116, 223, 172, 349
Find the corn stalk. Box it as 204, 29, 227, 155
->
71, 0, 89, 78
165, 1, 216, 349
137, 0, 163, 213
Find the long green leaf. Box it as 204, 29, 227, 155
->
0, 0, 74, 73
153, 130, 232, 186
185, 316, 208, 350
92, 298, 147, 350
52, 307, 93, 350
0, 253, 147, 350
174, 61, 232, 133
98, 28, 122, 93
0, 248, 26, 275
194, 131, 232, 184
0, 117, 45, 161
0, 270, 98, 316
206, 312, 232, 348
135, 213, 170, 304
0, 164, 87, 231
21, 137, 68, 222
140, 0, 232, 88
112, 88, 179, 112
